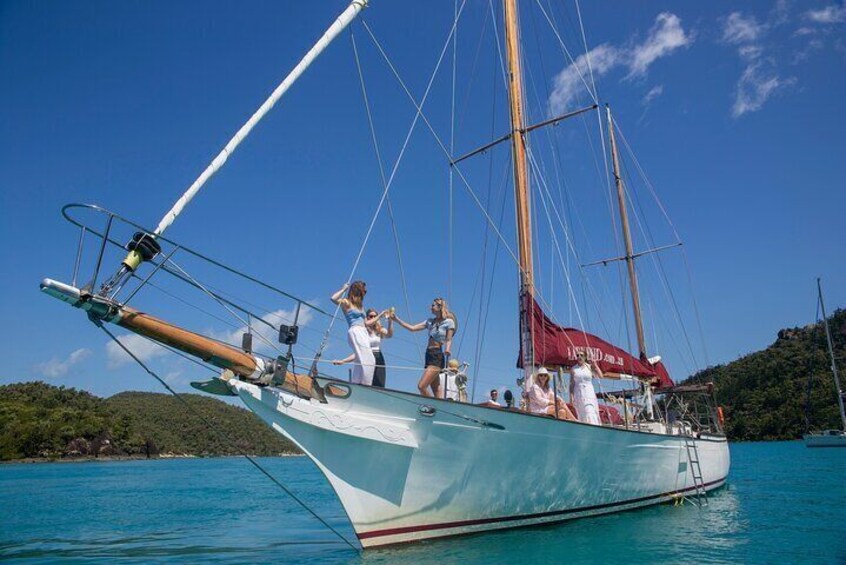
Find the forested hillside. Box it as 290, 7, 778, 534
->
691, 309, 845, 441
0, 382, 298, 461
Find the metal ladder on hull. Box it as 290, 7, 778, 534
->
683, 434, 708, 506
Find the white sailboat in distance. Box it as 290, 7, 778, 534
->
804, 278, 846, 447
41, 0, 730, 548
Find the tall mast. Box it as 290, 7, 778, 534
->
606, 106, 647, 359
503, 0, 535, 373
818, 278, 846, 432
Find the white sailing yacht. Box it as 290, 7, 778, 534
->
41, 0, 730, 548
804, 279, 846, 448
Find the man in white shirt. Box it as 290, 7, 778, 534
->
478, 389, 501, 407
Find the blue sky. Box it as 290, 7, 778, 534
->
1, 0, 844, 400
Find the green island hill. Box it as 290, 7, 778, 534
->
687, 308, 845, 441
0, 383, 299, 462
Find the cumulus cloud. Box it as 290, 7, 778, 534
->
805, 4, 846, 24
628, 13, 693, 77
106, 334, 168, 369
549, 44, 620, 114
548, 13, 691, 114
35, 348, 91, 378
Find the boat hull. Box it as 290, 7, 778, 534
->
229, 379, 730, 548
803, 431, 846, 447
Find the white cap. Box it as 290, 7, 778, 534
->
536, 366, 550, 376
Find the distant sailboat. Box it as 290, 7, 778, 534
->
804, 278, 846, 448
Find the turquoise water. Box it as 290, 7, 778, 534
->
1, 442, 844, 564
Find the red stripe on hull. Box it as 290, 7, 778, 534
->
358, 477, 726, 540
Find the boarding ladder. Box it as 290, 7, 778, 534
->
683, 433, 708, 506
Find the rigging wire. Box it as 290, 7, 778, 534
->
350, 30, 423, 362
311, 1, 470, 374
611, 119, 711, 368
166, 258, 286, 357
534, 0, 627, 342
532, 0, 630, 346
449, 0, 459, 302
612, 119, 701, 373
357, 2, 644, 391
96, 323, 360, 554
573, 0, 599, 102
360, 17, 525, 282
471, 53, 511, 403
532, 0, 598, 106
472, 160, 512, 398
456, 5, 493, 133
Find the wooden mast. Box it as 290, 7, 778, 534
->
503, 0, 535, 373
607, 106, 648, 358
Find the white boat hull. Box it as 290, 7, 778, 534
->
229, 379, 730, 548
804, 431, 846, 447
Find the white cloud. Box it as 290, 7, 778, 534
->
628, 13, 693, 77
805, 4, 846, 24
548, 44, 620, 114
722, 12, 766, 44
794, 38, 825, 62
35, 348, 91, 378
642, 85, 664, 105
163, 369, 185, 385
106, 334, 168, 368
719, 9, 795, 118
732, 62, 794, 117
738, 44, 764, 61
210, 304, 316, 355
771, 0, 791, 26
548, 13, 691, 114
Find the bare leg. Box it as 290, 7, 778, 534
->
556, 404, 577, 421
418, 366, 440, 397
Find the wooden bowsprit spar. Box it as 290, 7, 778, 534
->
40, 278, 327, 402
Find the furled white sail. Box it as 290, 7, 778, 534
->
154, 0, 369, 236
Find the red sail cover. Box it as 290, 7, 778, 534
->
521, 296, 669, 382
650, 359, 674, 389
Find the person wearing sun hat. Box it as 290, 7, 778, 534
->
526, 366, 576, 420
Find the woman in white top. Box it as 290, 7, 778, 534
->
393, 297, 456, 397
526, 367, 576, 420
333, 308, 393, 388
569, 352, 602, 425
330, 281, 387, 386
